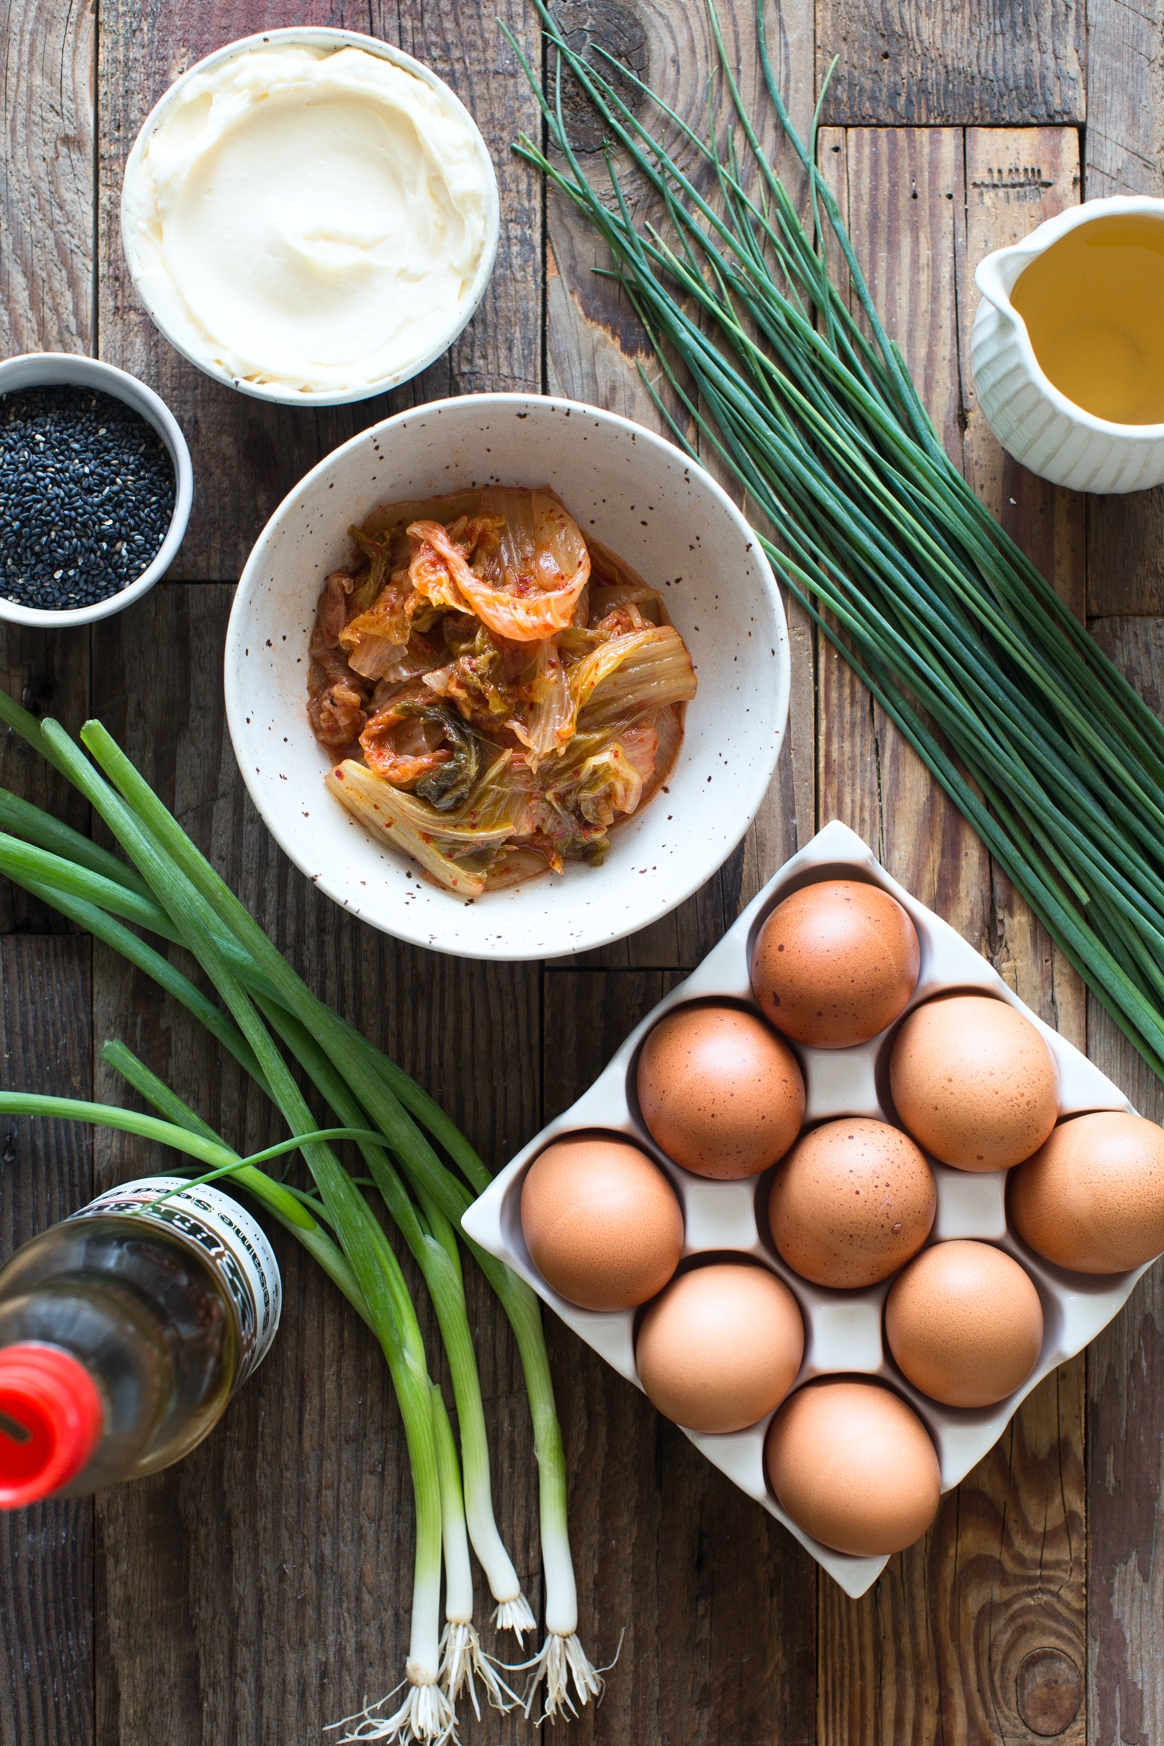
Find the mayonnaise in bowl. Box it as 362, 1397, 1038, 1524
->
122, 33, 498, 403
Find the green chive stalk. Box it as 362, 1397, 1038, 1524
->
510, 0, 1164, 1089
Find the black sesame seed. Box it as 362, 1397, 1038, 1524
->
0, 385, 176, 610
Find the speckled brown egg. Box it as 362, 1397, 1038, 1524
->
765, 1379, 941, 1555
890, 994, 1059, 1172
635, 1262, 804, 1433
1008, 1111, 1164, 1274
768, 1117, 935, 1288
750, 879, 920, 1048
885, 1241, 1044, 1407
636, 1003, 805, 1179
520, 1134, 684, 1311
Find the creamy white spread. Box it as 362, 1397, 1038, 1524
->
123, 44, 491, 396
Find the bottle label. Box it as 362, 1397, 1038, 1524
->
70, 1178, 282, 1386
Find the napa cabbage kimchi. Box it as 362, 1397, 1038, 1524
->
307, 487, 697, 896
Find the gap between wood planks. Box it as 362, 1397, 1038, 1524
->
784, 122, 1088, 1746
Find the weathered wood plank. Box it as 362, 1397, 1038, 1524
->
1085, 0, 1164, 616
546, 0, 814, 965
959, 127, 1089, 1068
1085, 0, 1164, 201
961, 127, 1085, 620
845, 127, 966, 467
542, 966, 819, 1746
0, 935, 94, 1746
818, 128, 986, 934
1085, 617, 1164, 1746
89, 585, 542, 1745
96, 0, 544, 582
817, 126, 1088, 1745
817, 0, 1084, 127
0, 624, 92, 933
0, 0, 95, 355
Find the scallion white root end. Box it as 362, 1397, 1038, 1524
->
438, 1620, 518, 1717
512, 1630, 609, 1723
491, 1592, 537, 1638
333, 1667, 456, 1744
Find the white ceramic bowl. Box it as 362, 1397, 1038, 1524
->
225, 393, 790, 960
0, 352, 193, 628
121, 28, 501, 408
463, 819, 1143, 1596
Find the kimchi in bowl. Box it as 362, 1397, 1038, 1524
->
225, 394, 790, 960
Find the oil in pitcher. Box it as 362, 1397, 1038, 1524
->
1010, 213, 1164, 425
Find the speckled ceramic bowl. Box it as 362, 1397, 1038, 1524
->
224, 393, 790, 960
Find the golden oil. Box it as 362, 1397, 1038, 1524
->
1010, 214, 1164, 425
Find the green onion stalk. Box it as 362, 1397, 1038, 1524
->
0, 690, 602, 1722
509, 0, 1164, 1091
0, 1089, 453, 1739
93, 1045, 517, 1731
40, 718, 460, 1742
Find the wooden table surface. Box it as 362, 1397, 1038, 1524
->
1, 2, 1162, 1742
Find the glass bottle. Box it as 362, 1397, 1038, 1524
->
0, 1176, 281, 1507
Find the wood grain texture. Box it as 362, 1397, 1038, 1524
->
0, 622, 92, 932
0, 0, 95, 354
0, 936, 94, 1746
844, 127, 968, 485
818, 125, 989, 939
88, 584, 541, 1745
958, 126, 1088, 1061
546, 0, 814, 965
542, 967, 819, 1746
817, 125, 1088, 1745
1085, 618, 1164, 1746
961, 127, 1085, 621
96, 0, 544, 582
1085, 0, 1164, 616
817, 0, 1084, 127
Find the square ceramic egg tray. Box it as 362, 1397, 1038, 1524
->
462, 819, 1148, 1597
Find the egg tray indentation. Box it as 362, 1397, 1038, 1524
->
462, 820, 1147, 1598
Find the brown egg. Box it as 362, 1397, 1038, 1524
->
890, 994, 1059, 1172
520, 1134, 683, 1311
1008, 1110, 1164, 1274
765, 1379, 941, 1555
750, 879, 920, 1048
768, 1117, 935, 1288
885, 1241, 1044, 1407
635, 1263, 804, 1433
636, 1004, 805, 1180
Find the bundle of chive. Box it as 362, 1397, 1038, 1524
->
510, 0, 1164, 1084
0, 690, 604, 1741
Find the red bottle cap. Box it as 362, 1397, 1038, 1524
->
0, 1343, 104, 1508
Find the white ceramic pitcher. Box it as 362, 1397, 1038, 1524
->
971, 195, 1164, 494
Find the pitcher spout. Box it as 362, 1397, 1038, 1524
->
974, 242, 1035, 317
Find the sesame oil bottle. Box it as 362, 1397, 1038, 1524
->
0, 1178, 280, 1506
